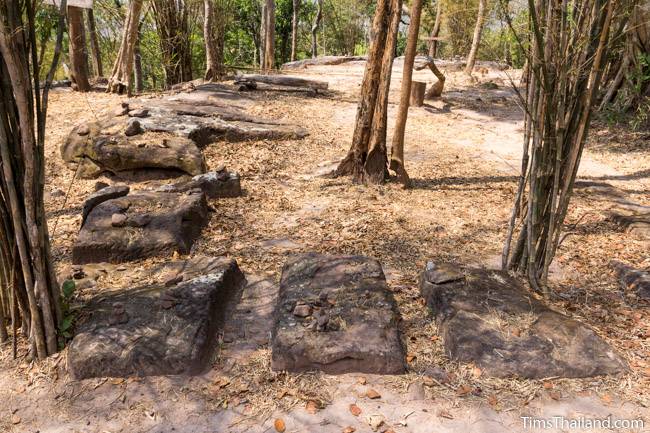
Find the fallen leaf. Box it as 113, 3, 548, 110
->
438, 409, 454, 419
366, 389, 381, 399
357, 376, 367, 385
422, 376, 435, 387
549, 391, 561, 401
456, 385, 472, 396
342, 427, 356, 433
472, 367, 482, 378
305, 400, 319, 414
430, 335, 439, 342
601, 393, 613, 404
214, 377, 230, 388
406, 354, 417, 363
366, 414, 385, 431
349, 403, 362, 416
274, 418, 286, 432
543, 381, 554, 390
111, 378, 125, 385
487, 394, 498, 407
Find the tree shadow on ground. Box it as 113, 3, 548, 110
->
423, 103, 452, 114
584, 168, 650, 183
410, 174, 518, 191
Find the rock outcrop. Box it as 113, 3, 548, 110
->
68, 257, 246, 379
73, 190, 209, 264
419, 262, 628, 379
271, 253, 406, 374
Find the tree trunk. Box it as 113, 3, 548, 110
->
311, 0, 323, 59
280, 33, 290, 64
260, 2, 266, 67
134, 23, 144, 93
260, 0, 276, 72
86, 8, 103, 77
364, 0, 402, 184
428, 0, 441, 58
600, 1, 650, 110
335, 0, 401, 184
67, 6, 91, 91
153, 0, 193, 87
291, 0, 300, 61
0, 0, 64, 359
464, 0, 487, 75
107, 0, 144, 94
390, 0, 422, 187
204, 0, 222, 80
502, 0, 615, 292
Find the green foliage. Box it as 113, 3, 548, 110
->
58, 279, 77, 347
62, 279, 75, 298
438, 0, 479, 58
321, 0, 372, 56
32, 0, 532, 90
603, 53, 650, 131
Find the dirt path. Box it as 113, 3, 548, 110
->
1, 61, 648, 433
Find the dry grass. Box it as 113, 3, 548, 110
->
0, 62, 648, 429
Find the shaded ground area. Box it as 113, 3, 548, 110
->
0, 60, 648, 432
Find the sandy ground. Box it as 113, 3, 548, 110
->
0, 60, 649, 433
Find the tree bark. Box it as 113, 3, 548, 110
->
428, 0, 441, 58
599, 1, 650, 110
262, 0, 276, 71
464, 0, 487, 75
311, 0, 323, 59
335, 0, 400, 184
134, 23, 144, 93
390, 0, 422, 187
364, 0, 402, 184
291, 0, 300, 62
153, 0, 193, 87
67, 6, 91, 91
0, 0, 63, 359
260, 2, 266, 67
86, 8, 103, 77
107, 0, 144, 94
204, 0, 220, 80
502, 0, 615, 292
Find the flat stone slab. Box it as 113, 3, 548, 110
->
81, 185, 130, 225
68, 256, 246, 379
271, 253, 406, 374
72, 190, 208, 264
157, 169, 242, 198
420, 262, 628, 379
61, 83, 308, 178
62, 123, 206, 179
